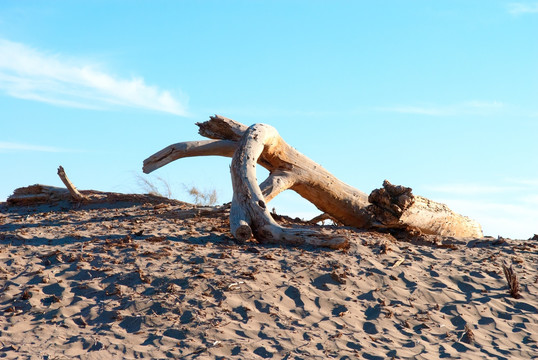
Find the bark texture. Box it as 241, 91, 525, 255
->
368, 180, 482, 237
229, 123, 348, 248
6, 185, 71, 206
143, 115, 483, 245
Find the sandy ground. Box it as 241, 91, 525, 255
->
0, 195, 537, 359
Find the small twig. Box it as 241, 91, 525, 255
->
308, 213, 341, 226
501, 261, 521, 299
391, 257, 405, 268
226, 281, 245, 290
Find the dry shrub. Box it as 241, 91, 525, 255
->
502, 261, 521, 299
136, 174, 173, 198
186, 186, 218, 206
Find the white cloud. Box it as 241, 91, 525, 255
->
508, 2, 538, 15
378, 101, 505, 117
0, 39, 187, 115
0, 141, 70, 152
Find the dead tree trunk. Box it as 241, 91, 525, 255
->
229, 123, 349, 248
143, 115, 483, 246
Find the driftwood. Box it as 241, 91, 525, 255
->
57, 166, 88, 202
7, 166, 88, 205
6, 184, 72, 206
143, 115, 483, 246
229, 123, 348, 248
6, 165, 189, 208
6, 184, 189, 207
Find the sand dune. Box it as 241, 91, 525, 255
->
0, 195, 537, 359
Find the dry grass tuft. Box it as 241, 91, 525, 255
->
502, 261, 521, 299
136, 174, 173, 198
186, 186, 218, 206
463, 324, 475, 344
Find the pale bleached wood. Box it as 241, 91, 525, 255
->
144, 118, 373, 228
258, 171, 296, 202
57, 166, 88, 202
230, 194, 253, 243
368, 180, 482, 238
230, 123, 349, 248
143, 115, 484, 242
195, 117, 374, 229
143, 140, 237, 174
400, 196, 483, 237
308, 213, 342, 226
196, 114, 248, 141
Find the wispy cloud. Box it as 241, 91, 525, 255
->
0, 39, 187, 115
0, 141, 71, 152
508, 2, 538, 15
379, 101, 505, 116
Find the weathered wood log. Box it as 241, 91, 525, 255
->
6, 184, 190, 207
57, 166, 88, 202
8, 166, 90, 205
143, 115, 483, 244
367, 180, 482, 237
6, 185, 71, 206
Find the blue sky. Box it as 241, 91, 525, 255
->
1, 1, 537, 238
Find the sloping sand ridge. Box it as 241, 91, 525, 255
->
0, 191, 537, 359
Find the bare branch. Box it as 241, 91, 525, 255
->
57, 166, 88, 202
143, 140, 237, 174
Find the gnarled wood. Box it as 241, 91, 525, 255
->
143, 115, 483, 245
145, 116, 373, 229
368, 180, 482, 237
230, 123, 348, 248
196, 115, 247, 141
